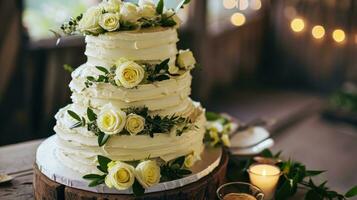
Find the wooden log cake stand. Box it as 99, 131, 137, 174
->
33, 151, 228, 200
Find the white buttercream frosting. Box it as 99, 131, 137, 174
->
54, 103, 206, 174
85, 27, 179, 67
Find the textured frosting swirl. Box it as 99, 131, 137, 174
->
54, 103, 206, 174
85, 27, 178, 67
70, 64, 192, 111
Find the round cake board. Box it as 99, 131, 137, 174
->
34, 135, 227, 199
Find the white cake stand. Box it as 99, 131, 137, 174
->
35, 135, 222, 194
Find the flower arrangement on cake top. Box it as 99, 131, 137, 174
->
60, 0, 190, 36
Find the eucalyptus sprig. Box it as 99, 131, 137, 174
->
160, 156, 192, 182
85, 66, 117, 88
260, 149, 357, 200
146, 59, 172, 82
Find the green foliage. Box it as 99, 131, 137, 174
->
61, 14, 83, 35
156, 0, 164, 14
146, 59, 171, 83
67, 110, 86, 129
63, 64, 74, 73
133, 179, 145, 197
98, 132, 110, 147
160, 156, 192, 182
345, 186, 357, 198
329, 90, 357, 112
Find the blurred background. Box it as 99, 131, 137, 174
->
0, 0, 356, 191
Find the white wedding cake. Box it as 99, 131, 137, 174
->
47, 0, 212, 193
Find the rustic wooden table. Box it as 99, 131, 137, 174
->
1, 91, 356, 200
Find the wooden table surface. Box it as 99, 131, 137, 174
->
1, 90, 356, 200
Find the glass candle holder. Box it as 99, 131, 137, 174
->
217, 182, 264, 200
248, 164, 282, 200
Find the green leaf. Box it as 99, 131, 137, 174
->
88, 178, 105, 187
87, 76, 96, 82
305, 170, 326, 177
133, 179, 145, 197
63, 64, 74, 73
345, 186, 357, 198
69, 121, 82, 129
173, 156, 185, 168
178, 169, 192, 175
261, 149, 274, 158
83, 174, 104, 180
275, 177, 294, 200
98, 132, 110, 147
97, 165, 107, 173
156, 0, 164, 14
87, 108, 97, 122
305, 189, 324, 200
97, 155, 112, 173
205, 112, 222, 121
184, 0, 191, 4
67, 110, 81, 122
96, 66, 109, 74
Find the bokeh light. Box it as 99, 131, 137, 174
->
230, 12, 246, 27
290, 18, 305, 32
223, 0, 238, 9
332, 29, 346, 43
311, 25, 325, 39
250, 0, 262, 10
239, 0, 249, 10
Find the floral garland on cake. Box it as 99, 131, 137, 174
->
83, 153, 199, 196
60, 0, 190, 36
67, 104, 195, 146
82, 50, 196, 89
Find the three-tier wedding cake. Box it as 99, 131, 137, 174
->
38, 0, 213, 194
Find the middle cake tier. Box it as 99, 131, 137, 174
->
70, 63, 192, 113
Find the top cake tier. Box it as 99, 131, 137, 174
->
85, 27, 179, 67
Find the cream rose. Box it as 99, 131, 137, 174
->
135, 160, 161, 188
168, 65, 179, 74
78, 6, 103, 34
183, 153, 200, 168
105, 161, 135, 190
120, 2, 140, 22
100, 0, 121, 13
125, 114, 145, 135
97, 104, 126, 135
138, 0, 156, 19
115, 61, 145, 88
221, 134, 231, 147
99, 13, 120, 31
177, 49, 196, 69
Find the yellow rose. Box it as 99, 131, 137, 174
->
78, 6, 103, 34
135, 160, 161, 188
209, 130, 220, 146
125, 114, 145, 135
105, 161, 135, 190
138, 0, 156, 19
115, 61, 145, 88
97, 104, 126, 135
177, 49, 196, 70
99, 13, 120, 31
184, 153, 200, 168
206, 121, 224, 133
100, 0, 121, 13
221, 134, 231, 147
120, 2, 140, 22
168, 65, 179, 74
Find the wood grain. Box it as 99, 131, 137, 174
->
33, 152, 228, 200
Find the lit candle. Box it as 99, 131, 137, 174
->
248, 164, 281, 200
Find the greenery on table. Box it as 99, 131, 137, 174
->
329, 90, 357, 113
229, 149, 357, 200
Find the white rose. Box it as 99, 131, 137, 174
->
206, 121, 224, 133
115, 61, 145, 88
78, 6, 103, 34
168, 65, 179, 74
99, 13, 120, 31
184, 153, 200, 168
177, 49, 196, 69
120, 2, 140, 22
135, 160, 161, 188
105, 161, 135, 190
125, 114, 145, 135
97, 104, 127, 135
138, 0, 155, 7
140, 4, 157, 19
221, 134, 231, 147
100, 0, 121, 13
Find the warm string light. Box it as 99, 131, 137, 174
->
312, 25, 325, 39
290, 18, 305, 32
290, 13, 348, 44
223, 0, 262, 11
231, 12, 246, 26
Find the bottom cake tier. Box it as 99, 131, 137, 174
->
35, 135, 223, 195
